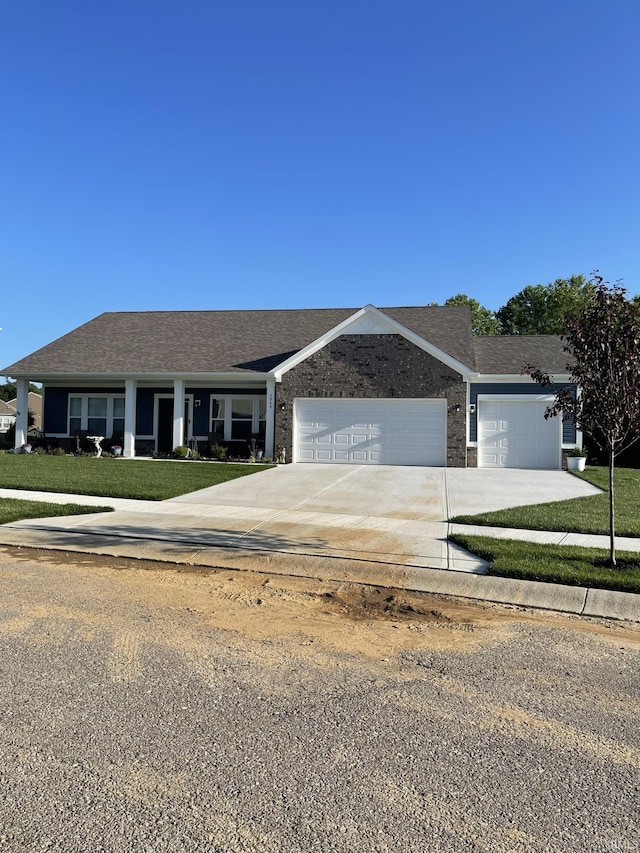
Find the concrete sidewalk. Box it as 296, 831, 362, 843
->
0, 466, 638, 623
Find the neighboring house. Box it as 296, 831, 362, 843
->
0, 399, 16, 434
6, 391, 43, 431
0, 304, 576, 468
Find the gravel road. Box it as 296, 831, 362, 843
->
0, 546, 639, 853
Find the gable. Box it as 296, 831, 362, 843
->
272, 304, 475, 380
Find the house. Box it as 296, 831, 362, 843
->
6, 391, 43, 431
0, 304, 576, 468
0, 399, 16, 434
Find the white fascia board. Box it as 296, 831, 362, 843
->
16, 372, 270, 385
271, 303, 474, 380
473, 373, 572, 384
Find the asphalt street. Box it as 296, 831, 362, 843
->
1, 547, 639, 853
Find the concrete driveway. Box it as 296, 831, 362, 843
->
3, 464, 602, 576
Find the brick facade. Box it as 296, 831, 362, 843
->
275, 334, 467, 466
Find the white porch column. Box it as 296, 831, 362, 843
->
124, 379, 137, 458
173, 378, 185, 450
14, 379, 29, 449
265, 378, 276, 458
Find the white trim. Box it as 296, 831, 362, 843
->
474, 374, 572, 384
209, 394, 267, 442
265, 379, 276, 458
67, 392, 126, 440
8, 371, 272, 384
465, 380, 471, 448
271, 304, 474, 381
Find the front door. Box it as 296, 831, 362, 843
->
156, 396, 193, 454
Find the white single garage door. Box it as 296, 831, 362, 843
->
294, 398, 447, 466
478, 398, 561, 469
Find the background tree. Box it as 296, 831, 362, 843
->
526, 273, 640, 567
429, 294, 499, 336
497, 274, 593, 335
0, 380, 41, 402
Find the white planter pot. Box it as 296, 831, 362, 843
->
567, 456, 586, 472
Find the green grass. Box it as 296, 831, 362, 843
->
451, 466, 640, 537
0, 454, 273, 501
0, 498, 113, 525
450, 533, 640, 594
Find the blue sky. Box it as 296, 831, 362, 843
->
1, 0, 639, 372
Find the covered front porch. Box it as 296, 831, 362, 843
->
11, 376, 277, 459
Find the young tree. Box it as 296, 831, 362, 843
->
526, 273, 640, 566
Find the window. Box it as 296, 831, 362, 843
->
69, 397, 82, 436
211, 398, 225, 440
87, 397, 107, 434
68, 395, 126, 438
230, 398, 253, 440
113, 397, 125, 439
210, 396, 266, 441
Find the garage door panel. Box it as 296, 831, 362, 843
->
478, 400, 560, 469
294, 399, 446, 466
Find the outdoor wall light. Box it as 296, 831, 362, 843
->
452, 403, 461, 413
469, 403, 476, 414
279, 403, 286, 412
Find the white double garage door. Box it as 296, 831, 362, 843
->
294, 396, 562, 468
294, 398, 447, 466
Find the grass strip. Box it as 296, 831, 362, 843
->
0, 498, 113, 525
450, 532, 640, 594
451, 466, 640, 538
0, 455, 272, 501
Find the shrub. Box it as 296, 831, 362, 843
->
173, 445, 190, 459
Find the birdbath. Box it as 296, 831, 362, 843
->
86, 435, 104, 457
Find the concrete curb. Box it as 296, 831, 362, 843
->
583, 587, 640, 622
0, 527, 638, 623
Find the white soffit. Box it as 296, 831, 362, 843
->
272, 304, 473, 380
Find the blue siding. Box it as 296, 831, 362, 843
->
44, 388, 69, 434
192, 392, 209, 436
136, 388, 167, 435
43, 385, 266, 438
470, 383, 577, 444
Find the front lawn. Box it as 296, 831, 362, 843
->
0, 455, 273, 501
0, 498, 113, 525
450, 533, 640, 594
451, 466, 640, 538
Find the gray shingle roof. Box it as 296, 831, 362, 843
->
2, 306, 477, 377
473, 335, 569, 375
3, 308, 570, 378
